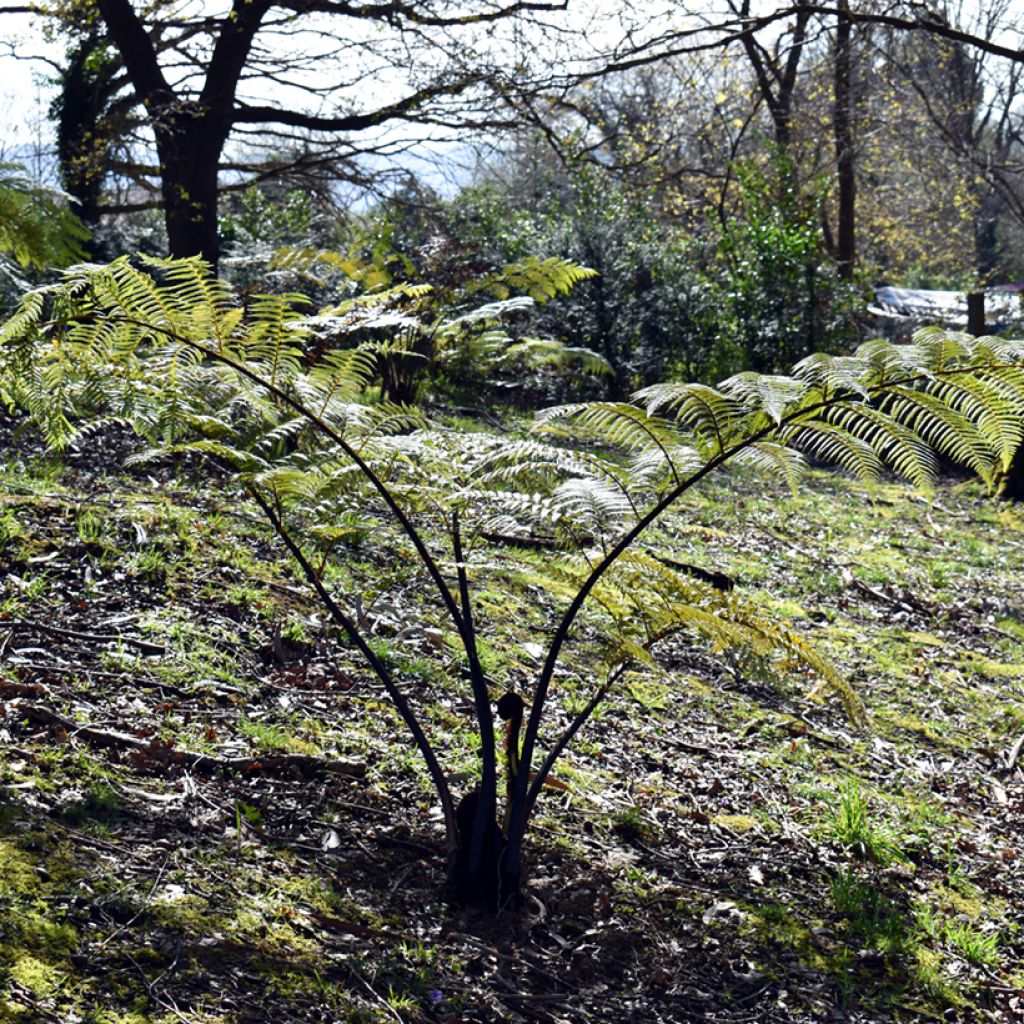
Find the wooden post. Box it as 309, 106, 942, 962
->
967, 291, 985, 336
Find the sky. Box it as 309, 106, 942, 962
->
4, 1, 1024, 193
0, 11, 63, 182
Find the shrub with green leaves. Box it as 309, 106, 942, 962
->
2, 255, 1023, 906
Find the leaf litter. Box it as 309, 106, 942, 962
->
0, 416, 1022, 1022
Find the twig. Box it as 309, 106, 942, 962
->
14, 703, 366, 778
1005, 733, 1024, 773
98, 854, 170, 949
3, 662, 148, 681
349, 967, 405, 1024
846, 577, 919, 614
0, 619, 165, 655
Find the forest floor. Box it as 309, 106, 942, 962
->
1, 411, 1023, 1024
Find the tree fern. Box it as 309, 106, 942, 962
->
3, 256, 1024, 909
270, 245, 602, 403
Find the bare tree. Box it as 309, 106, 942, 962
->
5, 0, 568, 266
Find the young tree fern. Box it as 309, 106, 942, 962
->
2, 256, 1023, 906
274, 247, 607, 403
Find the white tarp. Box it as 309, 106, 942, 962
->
871, 286, 1024, 325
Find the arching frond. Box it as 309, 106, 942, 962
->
479, 256, 598, 303
0, 163, 89, 269
632, 381, 742, 455
535, 402, 689, 481
778, 420, 884, 482
498, 338, 613, 377
719, 372, 811, 423
822, 404, 937, 490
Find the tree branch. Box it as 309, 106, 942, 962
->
96, 0, 172, 103
277, 0, 567, 29
232, 78, 482, 131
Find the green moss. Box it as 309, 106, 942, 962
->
0, 843, 39, 895
877, 711, 943, 743
7, 951, 64, 998
960, 653, 1024, 680
761, 597, 809, 620
711, 814, 761, 833
231, 908, 317, 956
995, 617, 1024, 641
626, 677, 671, 710
15, 911, 77, 956
933, 883, 985, 921
89, 1012, 155, 1024
903, 631, 947, 648
912, 947, 967, 1008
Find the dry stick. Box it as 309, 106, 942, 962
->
1006, 733, 1024, 773
97, 854, 170, 949
349, 967, 405, 1024
2, 662, 142, 682
245, 485, 456, 845
0, 619, 165, 655
17, 703, 366, 778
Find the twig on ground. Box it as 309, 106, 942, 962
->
0, 619, 165, 654
1005, 733, 1024, 773
15, 703, 366, 779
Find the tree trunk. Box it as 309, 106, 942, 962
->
450, 789, 510, 907
834, 0, 856, 279
96, 0, 268, 272
156, 118, 226, 267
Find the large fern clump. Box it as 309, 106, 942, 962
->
272, 247, 607, 403
2, 255, 1024, 905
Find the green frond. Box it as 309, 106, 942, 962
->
440, 296, 535, 329
632, 381, 742, 454
719, 372, 810, 423
475, 489, 567, 532
882, 387, 996, 480
534, 402, 689, 477
126, 439, 270, 474
0, 163, 89, 269
792, 351, 872, 398
499, 338, 613, 376
550, 477, 635, 533
822, 404, 937, 489
629, 443, 705, 484
732, 441, 805, 491
271, 245, 415, 293
480, 256, 597, 303
778, 421, 884, 481
545, 547, 856, 714
925, 373, 1024, 469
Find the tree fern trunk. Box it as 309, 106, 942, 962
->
999, 445, 1024, 500
450, 789, 512, 907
